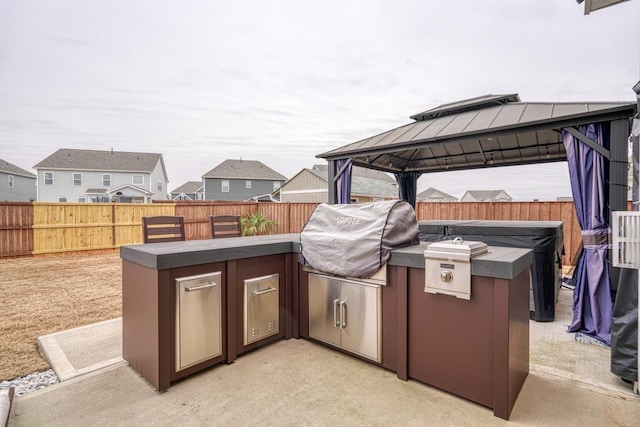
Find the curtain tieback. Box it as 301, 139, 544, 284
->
581, 229, 610, 247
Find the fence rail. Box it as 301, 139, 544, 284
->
0, 200, 609, 265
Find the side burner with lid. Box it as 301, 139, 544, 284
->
424, 238, 488, 300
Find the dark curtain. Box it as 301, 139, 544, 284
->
395, 172, 421, 208
336, 159, 352, 204
611, 115, 639, 380
562, 123, 612, 345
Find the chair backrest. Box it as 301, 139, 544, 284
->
142, 216, 185, 243
210, 215, 242, 238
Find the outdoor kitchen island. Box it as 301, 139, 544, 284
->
120, 234, 532, 420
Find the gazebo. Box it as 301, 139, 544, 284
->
317, 93, 638, 377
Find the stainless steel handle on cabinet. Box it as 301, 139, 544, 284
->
252, 286, 277, 296
340, 301, 347, 329
185, 282, 218, 292
333, 298, 341, 327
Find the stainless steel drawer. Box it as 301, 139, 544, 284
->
175, 272, 222, 371
244, 273, 280, 345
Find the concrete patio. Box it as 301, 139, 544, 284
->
8, 287, 640, 426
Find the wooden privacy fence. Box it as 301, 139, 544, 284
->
0, 203, 33, 257
0, 201, 594, 265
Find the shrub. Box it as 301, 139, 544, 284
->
241, 213, 278, 236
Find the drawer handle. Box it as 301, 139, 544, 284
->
252, 286, 276, 296
185, 282, 218, 292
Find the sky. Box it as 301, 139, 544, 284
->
1, 0, 638, 201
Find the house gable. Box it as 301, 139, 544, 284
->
0, 159, 37, 201
280, 166, 397, 203
417, 187, 457, 202
170, 181, 204, 201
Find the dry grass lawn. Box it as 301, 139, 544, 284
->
0, 251, 121, 381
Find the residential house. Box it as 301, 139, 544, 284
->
279, 164, 398, 203
33, 148, 169, 203
460, 190, 512, 202
0, 159, 36, 201
202, 159, 287, 201
416, 187, 457, 202
170, 181, 204, 201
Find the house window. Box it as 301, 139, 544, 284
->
8, 175, 14, 188
58, 197, 67, 202
103, 174, 111, 186
221, 180, 229, 193
157, 180, 162, 191
246, 180, 252, 189
73, 173, 82, 186
132, 175, 143, 185
273, 181, 281, 191
44, 172, 54, 185
77, 197, 87, 203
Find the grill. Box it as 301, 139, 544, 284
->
424, 238, 488, 300
299, 200, 419, 281
300, 200, 419, 362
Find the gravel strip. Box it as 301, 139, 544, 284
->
0, 370, 58, 396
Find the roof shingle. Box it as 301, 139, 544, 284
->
33, 149, 162, 173
0, 159, 36, 178
202, 159, 287, 180
170, 181, 203, 193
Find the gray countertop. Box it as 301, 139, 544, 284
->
121, 234, 532, 280
389, 243, 532, 280
120, 234, 300, 270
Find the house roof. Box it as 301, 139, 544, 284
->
417, 187, 457, 200
577, 0, 630, 15
312, 164, 396, 184
202, 159, 287, 181
318, 94, 637, 175
308, 167, 398, 198
410, 94, 520, 121
0, 159, 36, 178
109, 184, 152, 195
170, 181, 203, 194
33, 149, 164, 174
462, 190, 512, 201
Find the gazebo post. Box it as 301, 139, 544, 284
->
609, 119, 630, 215
609, 119, 631, 290
327, 160, 337, 204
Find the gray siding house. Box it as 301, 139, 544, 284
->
202, 159, 287, 201
33, 149, 169, 203
0, 159, 36, 201
170, 181, 204, 201
279, 164, 398, 203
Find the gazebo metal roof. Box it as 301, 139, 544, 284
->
319, 94, 636, 175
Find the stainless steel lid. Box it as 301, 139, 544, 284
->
425, 237, 488, 258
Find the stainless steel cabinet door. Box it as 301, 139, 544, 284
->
244, 273, 280, 345
340, 280, 381, 362
175, 272, 222, 371
308, 273, 341, 346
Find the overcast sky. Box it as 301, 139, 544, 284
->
1, 0, 638, 200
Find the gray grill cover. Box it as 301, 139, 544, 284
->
299, 200, 419, 278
